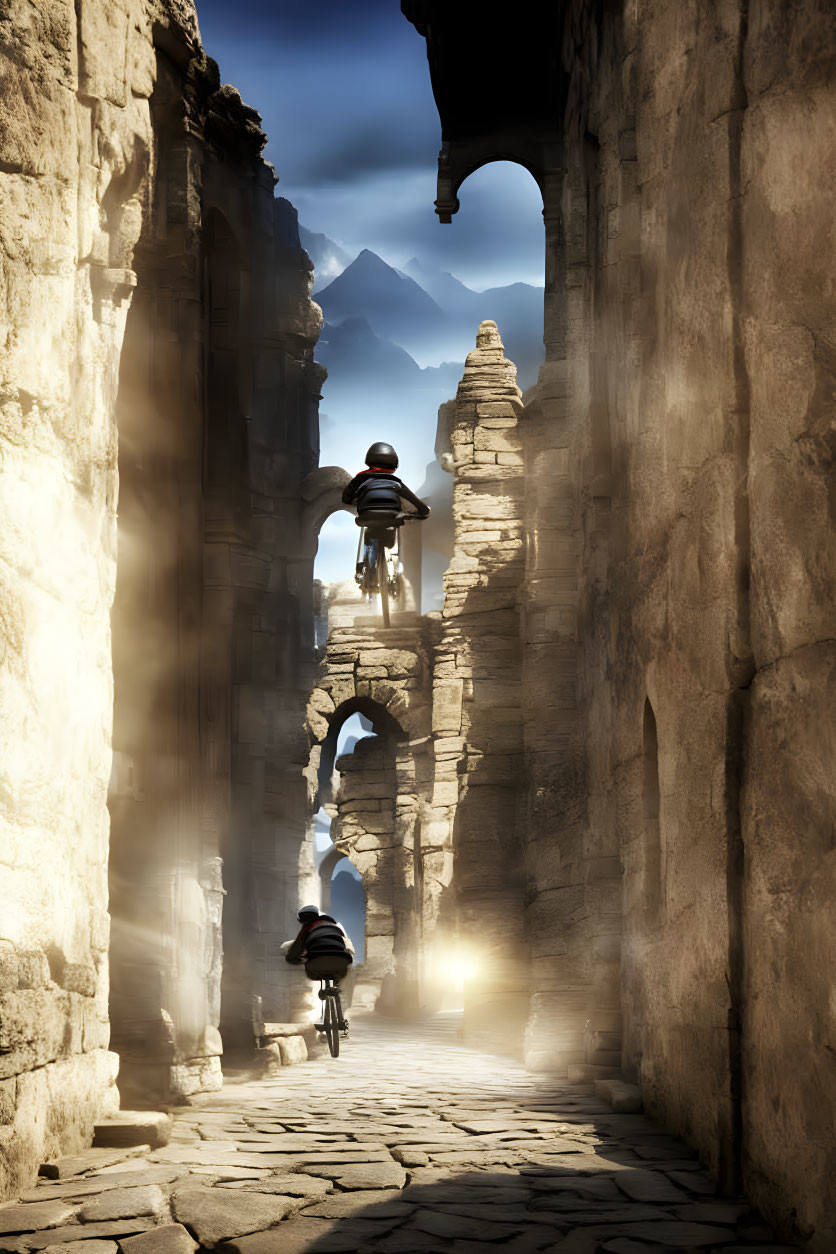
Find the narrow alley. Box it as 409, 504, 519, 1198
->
0, 1017, 799, 1254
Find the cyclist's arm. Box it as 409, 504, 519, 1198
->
398, 483, 430, 517
341, 474, 364, 505
285, 927, 307, 965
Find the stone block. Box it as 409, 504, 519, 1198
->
277, 1036, 308, 1066
120, 1226, 198, 1253
475, 400, 522, 420
473, 426, 521, 453
253, 1043, 282, 1077
27, 1220, 155, 1247
169, 1056, 222, 1097
77, 0, 131, 105
0, 944, 19, 993
78, 1184, 166, 1222
93, 1113, 171, 1150
431, 680, 463, 734
172, 1188, 296, 1247
431, 781, 458, 808
595, 1079, 643, 1113
0, 1201, 79, 1235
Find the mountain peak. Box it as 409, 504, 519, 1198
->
353, 248, 392, 270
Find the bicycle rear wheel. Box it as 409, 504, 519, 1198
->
377, 544, 390, 628
324, 991, 340, 1057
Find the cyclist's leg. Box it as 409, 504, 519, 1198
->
340, 963, 357, 1010
365, 537, 379, 579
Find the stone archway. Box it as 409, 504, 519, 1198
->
304, 623, 434, 1014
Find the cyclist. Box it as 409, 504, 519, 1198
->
342, 442, 430, 562
285, 905, 354, 981
285, 906, 355, 1035
343, 443, 430, 595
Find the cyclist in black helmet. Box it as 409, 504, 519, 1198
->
342, 442, 430, 537
342, 443, 430, 583
285, 906, 356, 1035
285, 905, 354, 979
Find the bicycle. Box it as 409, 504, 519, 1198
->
315, 977, 349, 1057
354, 510, 421, 628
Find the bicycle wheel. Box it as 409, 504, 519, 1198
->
324, 990, 340, 1057
377, 544, 390, 628
333, 989, 345, 1033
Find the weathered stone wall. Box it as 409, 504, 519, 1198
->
0, 0, 168, 1195
305, 610, 433, 1016
0, 0, 323, 1192
541, 0, 836, 1241
406, 2, 835, 1246
737, 6, 836, 1244
107, 50, 324, 1087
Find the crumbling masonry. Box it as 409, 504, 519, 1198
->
0, 2, 834, 1252
0, 0, 327, 1194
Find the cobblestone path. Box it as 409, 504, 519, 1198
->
0, 1016, 799, 1253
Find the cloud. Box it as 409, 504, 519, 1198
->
285, 165, 545, 291
194, 3, 544, 293
198, 0, 403, 49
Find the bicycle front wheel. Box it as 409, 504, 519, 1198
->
324, 992, 340, 1057
377, 544, 390, 628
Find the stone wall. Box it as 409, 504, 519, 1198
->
554, 9, 836, 1241
0, 0, 322, 1193
736, 6, 836, 1243
405, 3, 835, 1247
107, 40, 324, 1088
0, 0, 164, 1195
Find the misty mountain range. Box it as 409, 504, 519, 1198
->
301, 228, 544, 390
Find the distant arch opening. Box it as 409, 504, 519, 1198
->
312, 511, 362, 652
643, 697, 663, 927
330, 858, 365, 963
313, 712, 374, 968
318, 699, 405, 804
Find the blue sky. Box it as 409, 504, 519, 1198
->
193, 0, 545, 585
194, 0, 545, 289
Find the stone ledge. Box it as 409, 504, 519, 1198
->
595, 1078, 643, 1113
93, 1112, 172, 1150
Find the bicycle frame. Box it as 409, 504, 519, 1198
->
317, 977, 348, 1057
354, 512, 422, 622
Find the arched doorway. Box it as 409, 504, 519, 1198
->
305, 675, 431, 1016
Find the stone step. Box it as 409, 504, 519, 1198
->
567, 1063, 621, 1083
590, 1048, 622, 1066
94, 1111, 172, 1149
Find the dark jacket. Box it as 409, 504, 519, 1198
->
342, 468, 429, 518
285, 913, 353, 965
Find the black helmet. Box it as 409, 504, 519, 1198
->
297, 905, 320, 922
365, 442, 398, 470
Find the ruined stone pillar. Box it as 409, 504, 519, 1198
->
426, 321, 529, 1055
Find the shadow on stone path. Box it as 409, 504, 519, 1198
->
0, 1014, 800, 1253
